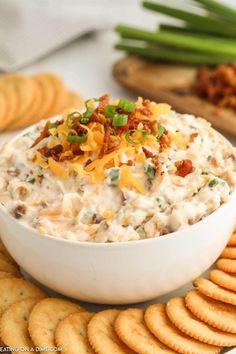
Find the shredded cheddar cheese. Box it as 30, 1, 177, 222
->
48, 158, 69, 180
169, 132, 187, 149
103, 210, 117, 220
118, 165, 144, 194
32, 95, 178, 193
34, 151, 49, 169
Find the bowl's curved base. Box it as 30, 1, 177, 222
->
0, 192, 235, 305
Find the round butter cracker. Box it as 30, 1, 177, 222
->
0, 271, 19, 280
115, 308, 177, 354
55, 311, 95, 354
0, 85, 18, 131
228, 232, 236, 247
33, 74, 56, 119
0, 251, 18, 267
221, 246, 236, 259
0, 298, 41, 354
9, 78, 43, 130
194, 278, 236, 305
0, 239, 16, 265
0, 91, 7, 125
186, 290, 236, 334
166, 297, 236, 347
40, 73, 67, 117
0, 74, 34, 122
217, 258, 236, 273
88, 309, 135, 354
209, 269, 236, 292
0, 278, 46, 317
0, 258, 21, 277
28, 298, 84, 354
144, 304, 221, 354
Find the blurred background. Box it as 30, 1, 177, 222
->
0, 0, 236, 144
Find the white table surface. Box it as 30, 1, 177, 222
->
0, 1, 235, 352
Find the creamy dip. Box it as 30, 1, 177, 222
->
0, 95, 235, 242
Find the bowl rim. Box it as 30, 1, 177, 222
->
0, 118, 235, 249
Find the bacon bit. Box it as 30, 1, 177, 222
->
7, 168, 19, 177
160, 227, 170, 236
85, 158, 92, 167
59, 155, 74, 162
49, 145, 63, 155
71, 146, 83, 156
18, 186, 28, 198
97, 94, 110, 114
139, 99, 152, 117
31, 122, 50, 147
105, 139, 120, 155
13, 204, 26, 219
74, 124, 87, 134
35, 175, 43, 185
211, 157, 218, 167
38, 144, 63, 161
175, 159, 193, 177
117, 125, 130, 134
99, 127, 120, 157
127, 160, 133, 166
99, 127, 112, 158
189, 132, 198, 142
152, 155, 161, 175
142, 147, 154, 158
37, 147, 51, 158
90, 112, 107, 124
159, 133, 170, 151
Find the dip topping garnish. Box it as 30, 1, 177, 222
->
175, 159, 193, 177
31, 95, 173, 190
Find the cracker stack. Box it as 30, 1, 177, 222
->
0, 73, 83, 131
0, 231, 235, 354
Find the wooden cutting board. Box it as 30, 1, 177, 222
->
113, 56, 236, 137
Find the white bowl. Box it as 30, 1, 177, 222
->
0, 191, 235, 304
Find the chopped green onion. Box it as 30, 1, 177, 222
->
85, 98, 99, 106
67, 111, 81, 119
79, 116, 90, 124
125, 129, 148, 144
201, 211, 210, 219
208, 178, 219, 188
118, 99, 136, 112
108, 168, 120, 186
207, 155, 212, 161
156, 197, 163, 208
136, 224, 146, 238
67, 133, 87, 144
83, 107, 94, 119
105, 105, 117, 118
144, 163, 156, 180
48, 122, 57, 129
80, 207, 95, 224
27, 177, 35, 184
112, 113, 128, 126
157, 124, 165, 139
66, 112, 81, 128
